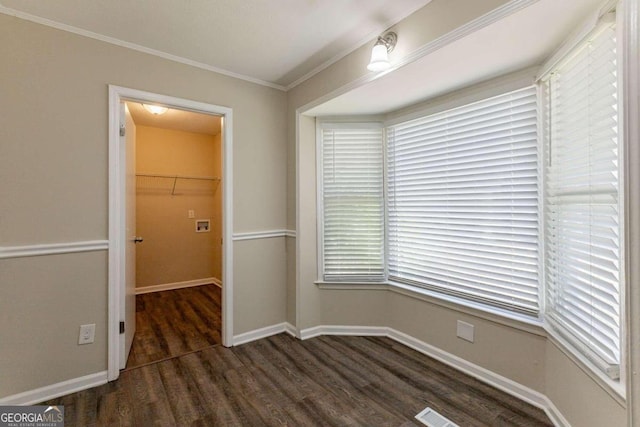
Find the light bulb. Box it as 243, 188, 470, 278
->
143, 104, 169, 115
367, 43, 391, 72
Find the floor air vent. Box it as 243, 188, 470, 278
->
415, 407, 459, 427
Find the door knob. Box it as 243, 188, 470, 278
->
133, 237, 144, 243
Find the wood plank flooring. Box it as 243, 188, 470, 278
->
45, 333, 553, 426
125, 284, 222, 369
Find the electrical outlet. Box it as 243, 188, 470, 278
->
456, 320, 474, 343
78, 324, 96, 345
188, 210, 195, 218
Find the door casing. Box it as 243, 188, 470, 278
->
107, 85, 234, 381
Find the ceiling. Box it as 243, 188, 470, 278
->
1, 0, 607, 114
0, 0, 431, 88
308, 0, 604, 116
126, 102, 221, 136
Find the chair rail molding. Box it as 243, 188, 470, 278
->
0, 240, 109, 259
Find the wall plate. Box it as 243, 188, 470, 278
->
195, 219, 210, 232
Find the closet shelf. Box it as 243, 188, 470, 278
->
136, 173, 221, 195
136, 173, 220, 181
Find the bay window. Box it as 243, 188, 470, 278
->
317, 6, 622, 382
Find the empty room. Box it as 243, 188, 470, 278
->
0, 0, 639, 426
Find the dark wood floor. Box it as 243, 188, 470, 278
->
45, 333, 552, 426
125, 284, 222, 369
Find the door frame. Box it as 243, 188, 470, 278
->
107, 85, 234, 381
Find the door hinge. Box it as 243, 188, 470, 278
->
119, 124, 126, 137
119, 321, 125, 334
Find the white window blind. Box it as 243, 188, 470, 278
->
320, 124, 385, 281
544, 23, 621, 378
387, 87, 540, 315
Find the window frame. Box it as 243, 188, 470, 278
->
537, 5, 625, 394
316, 71, 543, 299
316, 120, 387, 283
384, 85, 542, 317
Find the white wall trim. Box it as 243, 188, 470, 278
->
0, 1, 535, 93
108, 85, 234, 382
0, 240, 108, 260
284, 322, 298, 337
385, 329, 553, 419
621, 0, 640, 424
395, 0, 540, 77
297, 325, 569, 427
135, 277, 218, 295
543, 399, 572, 427
232, 322, 296, 346
299, 325, 388, 340
0, 371, 108, 406
287, 0, 537, 91
297, 0, 539, 114
0, 6, 285, 91
232, 229, 296, 241
283, 0, 435, 91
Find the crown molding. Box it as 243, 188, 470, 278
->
0, 6, 286, 91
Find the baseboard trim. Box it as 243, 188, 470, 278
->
284, 322, 298, 338
233, 322, 297, 346
542, 398, 571, 427
297, 325, 569, 427
385, 328, 550, 411
299, 325, 387, 340
135, 277, 217, 295
0, 371, 108, 406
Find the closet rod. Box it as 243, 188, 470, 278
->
136, 173, 220, 181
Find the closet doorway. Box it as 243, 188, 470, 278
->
124, 102, 223, 369
107, 85, 234, 381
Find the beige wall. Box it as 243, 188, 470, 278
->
135, 125, 222, 287
0, 252, 108, 396
0, 1, 634, 422
285, 237, 296, 325
0, 13, 287, 398
387, 292, 546, 393
545, 341, 627, 426
233, 238, 287, 335
286, 0, 632, 425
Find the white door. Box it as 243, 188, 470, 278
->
120, 102, 137, 369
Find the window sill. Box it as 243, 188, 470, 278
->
315, 279, 545, 337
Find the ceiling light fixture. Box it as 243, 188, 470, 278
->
367, 31, 397, 72
142, 104, 169, 115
